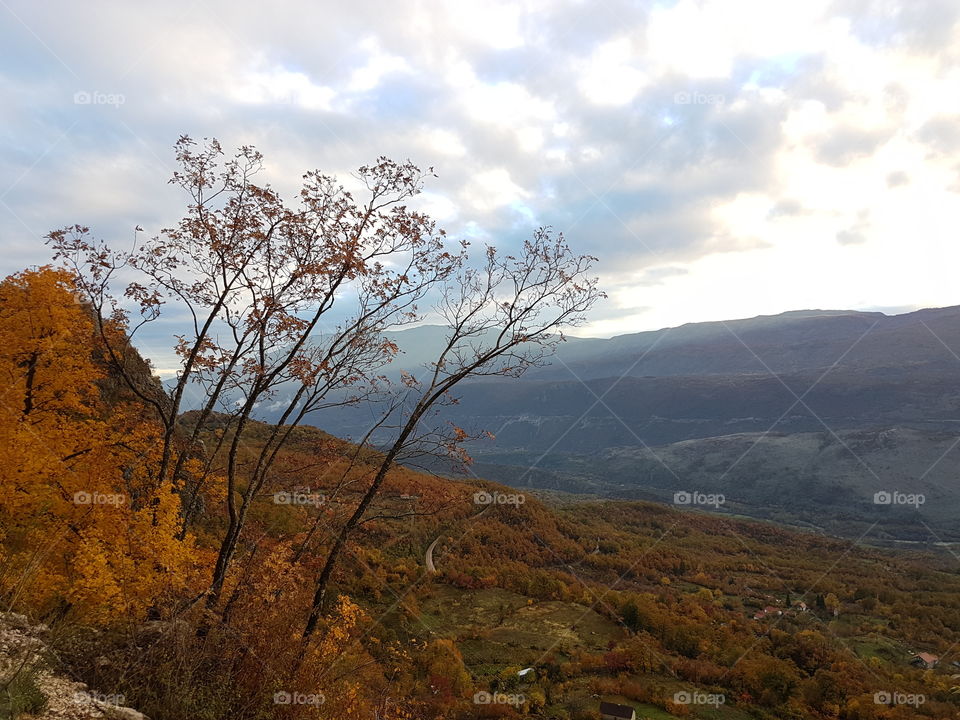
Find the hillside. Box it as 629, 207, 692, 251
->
63, 417, 960, 720
4, 267, 960, 720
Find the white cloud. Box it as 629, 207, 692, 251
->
462, 168, 529, 212
444, 0, 525, 50
415, 191, 459, 222
647, 0, 834, 78
347, 37, 411, 92
420, 128, 467, 157
459, 77, 555, 128
578, 38, 647, 105
230, 65, 335, 110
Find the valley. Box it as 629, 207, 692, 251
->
296, 307, 960, 543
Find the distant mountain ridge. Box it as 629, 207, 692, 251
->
378, 305, 960, 379
281, 305, 960, 540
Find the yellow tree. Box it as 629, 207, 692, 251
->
0, 267, 196, 622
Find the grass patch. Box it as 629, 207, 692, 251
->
0, 666, 47, 719
415, 584, 623, 677
850, 633, 908, 664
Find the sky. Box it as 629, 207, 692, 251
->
2, 0, 960, 351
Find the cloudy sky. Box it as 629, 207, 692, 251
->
2, 0, 960, 345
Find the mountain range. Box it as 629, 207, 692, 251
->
271, 306, 960, 541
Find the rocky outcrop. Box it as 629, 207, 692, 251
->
0, 613, 148, 720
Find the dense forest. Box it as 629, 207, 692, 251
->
1, 264, 959, 719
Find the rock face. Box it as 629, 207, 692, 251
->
0, 612, 149, 720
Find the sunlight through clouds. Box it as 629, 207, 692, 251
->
578, 38, 647, 106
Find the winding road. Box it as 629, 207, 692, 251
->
423, 500, 494, 572
425, 536, 440, 572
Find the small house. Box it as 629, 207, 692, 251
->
912, 652, 940, 669
600, 701, 637, 720
794, 601, 808, 612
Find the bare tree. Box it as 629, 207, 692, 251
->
46, 137, 463, 608
300, 228, 603, 646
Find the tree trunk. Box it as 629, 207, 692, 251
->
300, 427, 412, 645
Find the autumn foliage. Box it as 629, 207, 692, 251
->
0, 267, 196, 622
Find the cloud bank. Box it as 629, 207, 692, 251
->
2, 0, 959, 357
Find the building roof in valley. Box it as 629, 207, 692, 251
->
600, 701, 636, 718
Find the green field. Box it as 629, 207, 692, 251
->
416, 585, 623, 675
